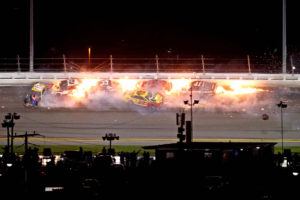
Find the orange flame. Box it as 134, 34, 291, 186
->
116, 78, 139, 92
167, 78, 191, 95
70, 79, 99, 99
51, 81, 61, 91
216, 81, 264, 95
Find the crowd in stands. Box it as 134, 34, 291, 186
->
0, 145, 300, 200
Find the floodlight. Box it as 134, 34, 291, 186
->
5, 113, 12, 120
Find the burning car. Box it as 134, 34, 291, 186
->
137, 79, 173, 93
123, 90, 163, 109
90, 79, 121, 94
51, 79, 80, 96
189, 81, 217, 95
179, 80, 217, 100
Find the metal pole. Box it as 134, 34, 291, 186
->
190, 86, 193, 140
29, 0, 34, 72
17, 55, 21, 72
110, 55, 113, 74
282, 0, 287, 74
156, 55, 159, 75
247, 55, 251, 74
7, 127, 10, 153
10, 118, 14, 155
88, 48, 91, 68
25, 132, 28, 154
290, 55, 294, 75
63, 54, 67, 73
281, 106, 284, 154
201, 55, 205, 74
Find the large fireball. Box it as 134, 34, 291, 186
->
70, 79, 99, 99
216, 81, 264, 95
116, 78, 139, 92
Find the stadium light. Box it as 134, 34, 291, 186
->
102, 133, 119, 152
292, 66, 296, 76
2, 113, 21, 155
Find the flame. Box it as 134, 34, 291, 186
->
216, 81, 264, 95
116, 78, 139, 92
167, 78, 191, 95
51, 81, 61, 91
70, 79, 99, 99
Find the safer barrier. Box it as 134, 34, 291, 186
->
0, 72, 299, 85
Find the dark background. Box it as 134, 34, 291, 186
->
0, 0, 299, 58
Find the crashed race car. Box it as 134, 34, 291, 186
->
123, 90, 163, 109
51, 79, 80, 96
89, 79, 121, 94
24, 82, 50, 106
137, 79, 173, 93
181, 80, 217, 97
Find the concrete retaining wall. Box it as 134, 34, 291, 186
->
0, 72, 299, 85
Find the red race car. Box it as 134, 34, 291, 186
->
138, 79, 172, 93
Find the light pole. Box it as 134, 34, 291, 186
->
88, 47, 91, 68
282, 0, 287, 74
102, 133, 119, 153
1, 113, 20, 155
184, 86, 199, 143
277, 101, 287, 154
29, 0, 34, 72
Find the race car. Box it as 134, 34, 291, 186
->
137, 79, 172, 93
191, 81, 216, 94
182, 81, 217, 96
51, 79, 80, 96
90, 79, 120, 94
123, 90, 163, 108
24, 82, 50, 106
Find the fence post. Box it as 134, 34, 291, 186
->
63, 54, 67, 73
247, 55, 251, 74
201, 55, 205, 75
17, 55, 21, 72
110, 55, 113, 74
290, 55, 295, 76
156, 55, 159, 76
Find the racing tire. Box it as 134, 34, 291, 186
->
149, 104, 157, 112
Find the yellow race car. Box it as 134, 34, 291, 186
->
123, 90, 163, 108
24, 82, 49, 106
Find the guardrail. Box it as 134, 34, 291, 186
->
1, 55, 297, 74
0, 72, 299, 85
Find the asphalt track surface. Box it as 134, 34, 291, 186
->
1, 84, 300, 147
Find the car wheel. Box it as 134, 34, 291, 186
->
149, 104, 157, 111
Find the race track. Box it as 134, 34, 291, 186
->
1, 85, 300, 147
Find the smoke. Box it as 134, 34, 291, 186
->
39, 87, 155, 115
39, 93, 78, 108
38, 80, 298, 117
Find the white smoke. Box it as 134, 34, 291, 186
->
38, 82, 297, 117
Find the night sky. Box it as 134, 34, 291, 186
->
1, 0, 299, 58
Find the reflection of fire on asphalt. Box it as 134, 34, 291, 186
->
32, 79, 268, 110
